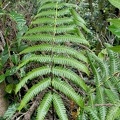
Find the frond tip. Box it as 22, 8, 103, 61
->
37, 92, 53, 120
53, 93, 68, 120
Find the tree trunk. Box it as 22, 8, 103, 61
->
0, 82, 8, 116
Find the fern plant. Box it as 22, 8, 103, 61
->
78, 48, 120, 120
15, 0, 90, 119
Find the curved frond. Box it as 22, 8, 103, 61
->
18, 55, 89, 75
35, 8, 70, 18
52, 78, 84, 107
16, 1, 90, 119
39, 0, 62, 6
105, 88, 119, 103
26, 25, 76, 35
22, 34, 89, 45
78, 112, 88, 120
88, 52, 109, 79
96, 87, 106, 120
15, 67, 51, 93
18, 78, 51, 110
106, 103, 120, 120
70, 8, 86, 24
53, 93, 68, 120
32, 17, 73, 25
107, 49, 119, 75
85, 107, 100, 120
37, 92, 53, 120
20, 44, 88, 63
38, 2, 64, 12
52, 67, 88, 91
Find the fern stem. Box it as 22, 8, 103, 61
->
51, 2, 58, 120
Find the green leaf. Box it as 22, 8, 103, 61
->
53, 93, 68, 120
5, 84, 14, 94
0, 74, 5, 83
0, 9, 5, 15
108, 19, 120, 38
85, 106, 100, 120
37, 92, 52, 120
18, 78, 51, 110
20, 44, 88, 63
109, 46, 120, 53
52, 67, 88, 91
5, 67, 17, 76
11, 53, 19, 65
22, 34, 89, 45
108, 0, 120, 9
52, 78, 84, 107
106, 103, 120, 120
3, 103, 19, 120
15, 67, 51, 93
18, 55, 89, 75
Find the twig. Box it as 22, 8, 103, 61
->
3, 2, 11, 10
23, 91, 45, 120
0, 30, 5, 46
95, 103, 114, 107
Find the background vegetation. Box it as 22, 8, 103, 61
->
0, 0, 120, 120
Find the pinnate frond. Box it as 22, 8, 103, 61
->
18, 78, 51, 110
15, 67, 51, 93
20, 44, 88, 63
52, 78, 84, 107
18, 55, 89, 75
53, 93, 68, 120
37, 92, 53, 120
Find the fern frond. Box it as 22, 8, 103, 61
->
78, 112, 88, 120
3, 103, 19, 120
16, 1, 90, 119
52, 67, 88, 91
87, 52, 106, 120
70, 8, 86, 25
16, 66, 88, 93
107, 49, 119, 75
17, 78, 51, 110
52, 78, 84, 107
15, 67, 51, 93
87, 52, 101, 85
37, 92, 53, 120
22, 34, 89, 45
17, 55, 89, 75
32, 17, 73, 25
96, 87, 106, 120
35, 8, 70, 18
88, 52, 109, 79
38, 2, 77, 12
85, 107, 100, 120
74, 19, 90, 33
26, 25, 76, 35
106, 103, 120, 120
20, 44, 88, 63
39, 0, 62, 6
105, 88, 119, 103
38, 2, 64, 12
111, 76, 120, 93
53, 93, 68, 120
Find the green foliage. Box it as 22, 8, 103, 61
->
108, 0, 120, 9
108, 18, 120, 38
78, 48, 120, 120
3, 104, 19, 120
15, 0, 89, 119
37, 92, 53, 120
